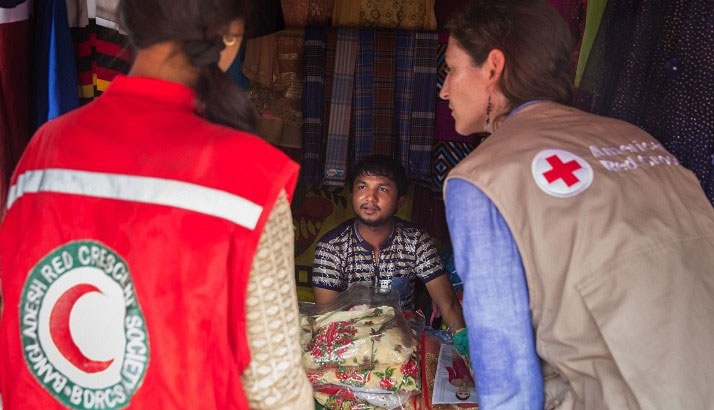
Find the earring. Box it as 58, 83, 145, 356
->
485, 95, 492, 126
222, 35, 237, 47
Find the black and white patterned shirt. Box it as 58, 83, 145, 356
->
311, 217, 445, 309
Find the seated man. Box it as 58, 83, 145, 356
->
311, 155, 465, 331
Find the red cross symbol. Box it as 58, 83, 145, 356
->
543, 155, 582, 187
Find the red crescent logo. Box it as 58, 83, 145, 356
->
49, 284, 114, 373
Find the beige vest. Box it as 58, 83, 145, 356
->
446, 102, 714, 410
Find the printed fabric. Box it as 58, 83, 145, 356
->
301, 305, 421, 409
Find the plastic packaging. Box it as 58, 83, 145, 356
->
300, 283, 423, 409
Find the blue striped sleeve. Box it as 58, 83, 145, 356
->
445, 178, 543, 409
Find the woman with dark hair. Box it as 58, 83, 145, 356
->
441, 0, 714, 409
0, 0, 312, 409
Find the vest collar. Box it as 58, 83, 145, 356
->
103, 75, 197, 113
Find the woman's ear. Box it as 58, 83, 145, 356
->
485, 48, 506, 84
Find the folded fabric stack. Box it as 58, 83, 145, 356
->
301, 305, 422, 409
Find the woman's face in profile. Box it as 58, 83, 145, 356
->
440, 37, 492, 136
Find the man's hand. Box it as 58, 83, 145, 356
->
425, 273, 466, 330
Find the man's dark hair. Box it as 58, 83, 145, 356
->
349, 155, 408, 197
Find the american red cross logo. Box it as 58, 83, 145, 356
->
531, 149, 593, 198
543, 155, 582, 187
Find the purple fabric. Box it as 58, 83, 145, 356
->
434, 100, 476, 143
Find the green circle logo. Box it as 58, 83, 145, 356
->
20, 240, 150, 409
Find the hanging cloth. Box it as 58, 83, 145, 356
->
323, 28, 358, 186
300, 26, 326, 184
372, 30, 396, 156
0, 1, 30, 209
32, 0, 79, 130
431, 141, 478, 190
308, 0, 335, 26
575, 0, 714, 203
394, 30, 416, 170
360, 0, 437, 30
70, 0, 131, 104
575, 0, 607, 87
242, 35, 278, 87
409, 32, 438, 179
353, 28, 374, 164
331, 0, 359, 27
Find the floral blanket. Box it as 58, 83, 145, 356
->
302, 306, 416, 369
301, 305, 422, 409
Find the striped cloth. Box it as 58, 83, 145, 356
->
301, 26, 326, 184
322, 28, 337, 174
353, 28, 374, 165
372, 30, 396, 156
409, 32, 438, 179
394, 30, 416, 171
323, 28, 358, 186
71, 21, 131, 105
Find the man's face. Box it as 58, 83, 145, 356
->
352, 173, 403, 227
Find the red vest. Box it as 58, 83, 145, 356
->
0, 76, 298, 409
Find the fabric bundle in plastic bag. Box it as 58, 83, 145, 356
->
300, 283, 423, 409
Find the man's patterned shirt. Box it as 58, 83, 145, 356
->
311, 217, 445, 309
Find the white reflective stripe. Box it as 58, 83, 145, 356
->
7, 169, 263, 230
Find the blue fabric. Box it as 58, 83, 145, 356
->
226, 46, 250, 90
445, 178, 543, 410
33, 0, 79, 130
301, 26, 326, 184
